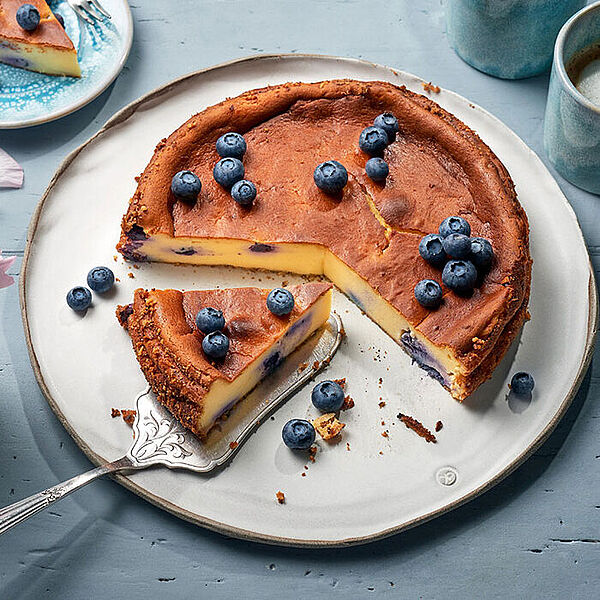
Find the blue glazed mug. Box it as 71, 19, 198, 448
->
446, 0, 586, 79
544, 2, 600, 194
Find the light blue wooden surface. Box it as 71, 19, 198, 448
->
1, 1, 598, 598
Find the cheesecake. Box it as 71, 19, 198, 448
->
117, 80, 532, 401
0, 0, 80, 77
117, 283, 333, 437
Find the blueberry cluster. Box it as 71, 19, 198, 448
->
415, 216, 494, 307
214, 132, 257, 206
195, 306, 230, 360
360, 112, 399, 183
281, 379, 345, 449
66, 266, 115, 312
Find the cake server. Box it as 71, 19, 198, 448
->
0, 314, 343, 535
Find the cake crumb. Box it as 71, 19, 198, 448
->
381, 430, 389, 438
312, 360, 320, 370
298, 362, 309, 373
121, 409, 136, 427
333, 378, 346, 389
308, 446, 317, 462
115, 277, 121, 283
379, 401, 386, 408
346, 442, 351, 451
276, 491, 285, 504
133, 264, 140, 270
381, 420, 386, 426
229, 441, 239, 450
397, 413, 437, 443
111, 408, 121, 418
435, 420, 443, 432
423, 81, 441, 93
113, 255, 118, 262
301, 472, 306, 477
341, 395, 355, 411
313, 413, 345, 440
127, 272, 135, 279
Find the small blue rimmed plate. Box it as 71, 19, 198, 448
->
0, 0, 133, 129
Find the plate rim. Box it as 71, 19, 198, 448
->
0, 0, 134, 129
19, 53, 599, 547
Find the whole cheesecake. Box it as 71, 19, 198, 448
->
117, 283, 333, 437
0, 0, 80, 77
117, 79, 532, 401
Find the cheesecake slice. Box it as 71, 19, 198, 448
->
117, 80, 531, 401
117, 283, 333, 437
0, 0, 80, 77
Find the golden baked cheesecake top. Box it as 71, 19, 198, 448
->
117, 79, 531, 394
117, 283, 333, 436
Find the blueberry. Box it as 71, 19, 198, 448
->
442, 260, 478, 294
510, 372, 535, 396
419, 233, 447, 267
213, 157, 244, 189
365, 157, 389, 181
266, 288, 294, 316
414, 279, 443, 308
442, 233, 471, 259
374, 112, 399, 142
202, 331, 230, 359
16, 4, 40, 31
66, 286, 92, 311
171, 170, 202, 202
470, 237, 494, 270
439, 216, 471, 238
195, 307, 225, 334
282, 419, 316, 450
313, 160, 348, 194
216, 132, 246, 159
311, 380, 345, 412
87, 266, 115, 293
358, 126, 389, 156
231, 179, 257, 206
53, 12, 64, 28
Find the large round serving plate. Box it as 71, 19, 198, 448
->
20, 55, 597, 546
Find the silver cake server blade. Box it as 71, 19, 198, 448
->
0, 314, 343, 535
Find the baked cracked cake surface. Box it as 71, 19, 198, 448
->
117, 282, 333, 436
117, 79, 531, 400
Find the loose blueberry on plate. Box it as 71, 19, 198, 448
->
66, 286, 92, 312
171, 170, 202, 202
358, 126, 389, 156
266, 288, 295, 316
414, 279, 443, 308
418, 233, 447, 267
470, 237, 494, 270
195, 307, 225, 334
365, 157, 389, 181
213, 157, 245, 188
311, 380, 345, 412
215, 132, 247, 159
231, 179, 257, 206
282, 419, 316, 450
374, 112, 399, 142
442, 233, 471, 259
439, 216, 471, 238
16, 4, 40, 31
313, 160, 348, 194
442, 260, 477, 294
53, 12, 64, 28
202, 330, 230, 359
510, 372, 535, 396
87, 266, 115, 293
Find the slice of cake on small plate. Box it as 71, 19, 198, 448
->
0, 0, 80, 77
117, 282, 333, 438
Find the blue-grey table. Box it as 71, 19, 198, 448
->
1, 2, 599, 598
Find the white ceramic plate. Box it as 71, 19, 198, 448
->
0, 0, 132, 129
20, 55, 597, 546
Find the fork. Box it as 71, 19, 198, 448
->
67, 0, 111, 24
0, 314, 343, 535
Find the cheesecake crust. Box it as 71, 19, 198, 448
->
117, 79, 531, 397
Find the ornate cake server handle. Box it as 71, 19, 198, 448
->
0, 314, 343, 536
0, 456, 137, 535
